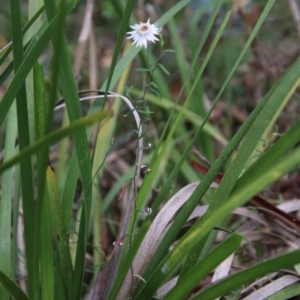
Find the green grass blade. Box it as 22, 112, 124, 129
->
136, 10, 231, 223
0, 4, 45, 65
103, 0, 135, 97
136, 145, 300, 299
34, 3, 66, 275
0, 0, 75, 126
115, 11, 231, 299
106, 221, 152, 300
104, 1, 222, 297
137, 0, 278, 287
190, 249, 300, 300
0, 104, 17, 300
0, 270, 30, 300
10, 165, 21, 288
46, 165, 73, 300
100, 0, 200, 92
213, 0, 276, 112
206, 55, 300, 216
236, 118, 300, 192
33, 61, 55, 300
132, 12, 232, 297
10, 0, 37, 296
61, 152, 79, 231
136, 5, 297, 298
163, 234, 243, 300
40, 187, 55, 300
131, 90, 227, 145
0, 110, 112, 174
43, 0, 97, 295
219, 147, 300, 247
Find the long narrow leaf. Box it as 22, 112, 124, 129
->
0, 0, 76, 126
0, 110, 112, 174
135, 144, 300, 299
191, 249, 300, 300
46, 165, 73, 299
10, 0, 37, 296
163, 234, 243, 300
0, 271, 30, 300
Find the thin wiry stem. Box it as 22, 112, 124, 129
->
55, 91, 144, 299
54, 91, 144, 183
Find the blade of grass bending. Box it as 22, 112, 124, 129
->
0, 110, 113, 174
191, 249, 300, 300
0, 271, 30, 300
0, 0, 76, 126
163, 234, 243, 300
10, 0, 37, 297
135, 144, 300, 300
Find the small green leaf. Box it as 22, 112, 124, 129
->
161, 49, 176, 53
149, 87, 162, 99
150, 81, 158, 89
136, 67, 152, 72
158, 63, 170, 75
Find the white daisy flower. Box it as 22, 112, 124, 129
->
127, 19, 161, 49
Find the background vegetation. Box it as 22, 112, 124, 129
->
1, 0, 300, 299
